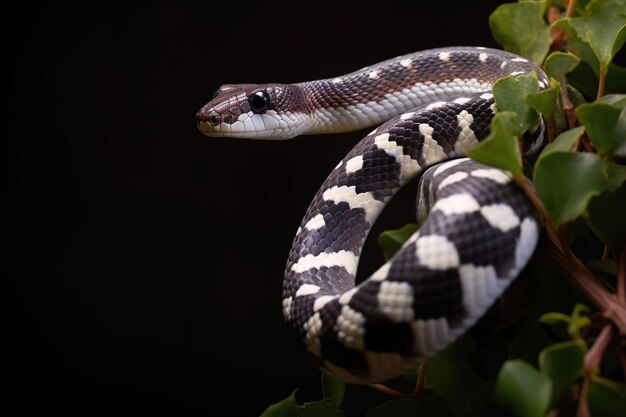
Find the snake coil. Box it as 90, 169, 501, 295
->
197, 47, 547, 383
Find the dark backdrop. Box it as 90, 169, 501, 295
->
6, 1, 506, 416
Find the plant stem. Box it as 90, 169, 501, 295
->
542, 228, 626, 334
596, 69, 607, 99
585, 324, 613, 370
515, 178, 626, 333
565, 0, 577, 18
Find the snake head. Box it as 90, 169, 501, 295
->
196, 83, 312, 139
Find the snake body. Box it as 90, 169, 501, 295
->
197, 47, 547, 384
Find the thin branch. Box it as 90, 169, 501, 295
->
584, 325, 613, 370
577, 325, 613, 417
541, 229, 626, 335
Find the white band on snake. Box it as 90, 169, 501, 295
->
197, 46, 546, 384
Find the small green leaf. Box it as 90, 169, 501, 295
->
555, 0, 626, 71
321, 373, 345, 407
544, 52, 581, 79
576, 102, 626, 157
533, 126, 585, 178
496, 360, 552, 417
524, 83, 559, 121
587, 182, 626, 252
366, 394, 455, 417
493, 73, 541, 132
534, 152, 626, 227
588, 376, 626, 417
377, 223, 418, 260
489, 1, 551, 65
539, 312, 572, 326
539, 341, 585, 406
468, 112, 523, 179
567, 85, 587, 107
260, 390, 345, 417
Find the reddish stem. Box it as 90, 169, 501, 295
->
584, 325, 613, 370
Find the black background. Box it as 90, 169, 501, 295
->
6, 1, 510, 416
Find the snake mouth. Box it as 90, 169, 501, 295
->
196, 109, 310, 140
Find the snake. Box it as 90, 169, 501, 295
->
197, 46, 547, 384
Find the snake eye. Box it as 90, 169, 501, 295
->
249, 90, 270, 114
212, 89, 220, 99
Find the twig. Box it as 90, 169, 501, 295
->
577, 325, 614, 417
541, 228, 626, 335
585, 324, 613, 370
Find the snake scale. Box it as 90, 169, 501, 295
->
197, 47, 547, 384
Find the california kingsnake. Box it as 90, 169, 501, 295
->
197, 47, 547, 384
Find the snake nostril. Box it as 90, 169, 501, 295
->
208, 113, 220, 126
197, 108, 222, 127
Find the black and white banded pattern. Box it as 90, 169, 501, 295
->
282, 94, 540, 383
197, 46, 546, 384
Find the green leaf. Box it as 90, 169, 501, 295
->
598, 93, 626, 107
493, 73, 541, 132
555, 0, 626, 71
567, 85, 587, 107
576, 102, 626, 157
543, 52, 581, 79
468, 112, 523, 179
496, 360, 552, 417
489, 1, 551, 65
321, 373, 345, 407
260, 390, 345, 417
533, 126, 585, 178
539, 312, 572, 326
525, 85, 559, 122
587, 182, 626, 252
534, 152, 626, 227
588, 376, 626, 417
366, 393, 455, 417
425, 336, 488, 417
539, 341, 585, 406
377, 223, 418, 261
